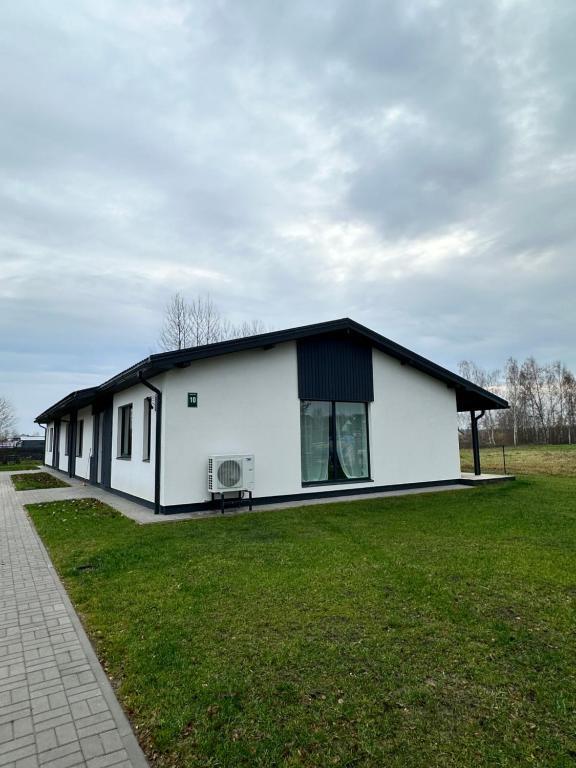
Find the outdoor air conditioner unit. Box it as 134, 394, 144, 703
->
208, 454, 255, 494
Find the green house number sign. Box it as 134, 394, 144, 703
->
187, 392, 198, 408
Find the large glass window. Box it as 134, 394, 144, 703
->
300, 401, 370, 484
335, 402, 369, 480
301, 401, 331, 482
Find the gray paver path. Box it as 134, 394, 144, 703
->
0, 473, 148, 768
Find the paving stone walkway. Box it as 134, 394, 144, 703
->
0, 473, 148, 768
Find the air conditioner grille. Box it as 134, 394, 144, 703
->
208, 454, 254, 494
217, 459, 242, 488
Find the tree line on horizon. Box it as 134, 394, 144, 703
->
458, 357, 576, 447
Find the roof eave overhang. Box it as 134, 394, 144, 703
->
455, 389, 509, 413
34, 387, 99, 424
35, 318, 510, 420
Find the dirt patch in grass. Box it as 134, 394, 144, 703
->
11, 472, 70, 491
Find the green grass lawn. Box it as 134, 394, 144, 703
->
0, 461, 40, 472
460, 443, 576, 476
27, 478, 576, 768
12, 471, 69, 490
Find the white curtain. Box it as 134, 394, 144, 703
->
300, 401, 330, 482
335, 402, 368, 479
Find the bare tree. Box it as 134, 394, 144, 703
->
564, 369, 576, 444
458, 360, 501, 445
0, 397, 16, 441
159, 293, 192, 351
457, 354, 576, 447
229, 319, 268, 339
188, 295, 223, 345
520, 358, 551, 443
159, 293, 269, 351
544, 361, 576, 444
504, 358, 522, 446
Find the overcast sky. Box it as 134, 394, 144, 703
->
1, 0, 575, 433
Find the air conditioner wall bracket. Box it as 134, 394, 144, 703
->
210, 490, 253, 514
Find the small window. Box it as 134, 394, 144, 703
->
48, 427, 54, 452
64, 423, 70, 456
143, 397, 152, 461
118, 404, 133, 459
76, 420, 84, 458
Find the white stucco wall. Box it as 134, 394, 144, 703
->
57, 420, 69, 472
40, 341, 460, 506
74, 407, 93, 480
370, 349, 461, 485
159, 342, 461, 507
110, 382, 160, 502
161, 343, 302, 506
44, 412, 94, 477
44, 422, 53, 465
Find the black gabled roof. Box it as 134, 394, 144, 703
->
35, 387, 99, 424
35, 318, 508, 422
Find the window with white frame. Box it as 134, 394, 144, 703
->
48, 427, 54, 452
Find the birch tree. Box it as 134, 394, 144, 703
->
0, 397, 16, 441
458, 361, 501, 445
189, 295, 223, 346
504, 358, 522, 446
459, 355, 576, 446
563, 369, 576, 444
159, 293, 192, 351
159, 293, 268, 351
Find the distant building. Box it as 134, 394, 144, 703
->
20, 435, 45, 451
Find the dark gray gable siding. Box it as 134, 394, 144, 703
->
297, 335, 374, 402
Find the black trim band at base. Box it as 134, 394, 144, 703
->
303, 478, 373, 488
42, 468, 513, 517
45, 465, 155, 511
96, 483, 155, 509
159, 478, 465, 515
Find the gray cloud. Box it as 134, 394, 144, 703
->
1, 0, 575, 431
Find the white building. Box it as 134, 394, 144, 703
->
36, 319, 508, 515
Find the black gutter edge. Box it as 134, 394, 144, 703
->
91, 318, 511, 411
138, 373, 162, 515
35, 317, 510, 421
35, 386, 99, 424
